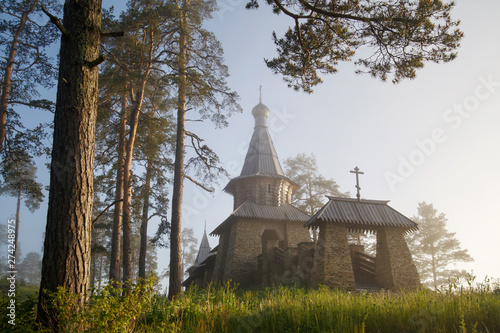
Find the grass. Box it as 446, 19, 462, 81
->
137, 280, 500, 332
1, 277, 499, 332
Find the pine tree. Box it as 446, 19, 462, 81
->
99, 1, 176, 292
166, 0, 240, 298
0, 0, 60, 152
406, 202, 474, 288
284, 153, 348, 215
181, 227, 198, 280
283, 153, 348, 241
0, 149, 44, 266
37, 0, 105, 327
247, 0, 463, 92
135, 95, 174, 280
18, 251, 42, 285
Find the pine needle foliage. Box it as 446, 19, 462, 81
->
247, 0, 463, 92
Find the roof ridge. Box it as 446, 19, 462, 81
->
326, 196, 390, 205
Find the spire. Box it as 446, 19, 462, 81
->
223, 92, 298, 208
194, 228, 211, 265
240, 98, 283, 176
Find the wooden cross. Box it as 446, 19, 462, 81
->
350, 166, 364, 201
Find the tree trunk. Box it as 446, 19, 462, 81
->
307, 174, 317, 242
14, 187, 21, 267
138, 158, 152, 280
121, 27, 153, 291
0, 1, 38, 152
431, 245, 437, 288
98, 252, 103, 290
91, 246, 96, 292
168, 7, 188, 299
121, 83, 147, 292
37, 0, 102, 329
109, 93, 127, 283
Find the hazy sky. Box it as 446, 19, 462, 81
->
1, 1, 499, 287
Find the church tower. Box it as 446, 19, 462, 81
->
210, 99, 311, 287
224, 101, 297, 209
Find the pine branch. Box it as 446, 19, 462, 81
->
92, 199, 124, 225
41, 5, 69, 38
184, 174, 214, 192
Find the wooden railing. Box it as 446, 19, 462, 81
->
353, 252, 376, 277
274, 247, 285, 266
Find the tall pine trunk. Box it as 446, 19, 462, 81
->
121, 29, 154, 291
37, 0, 102, 328
121, 81, 148, 292
98, 252, 103, 290
168, 6, 188, 299
91, 246, 96, 291
138, 158, 152, 279
121, 102, 140, 292
0, 1, 38, 152
109, 93, 128, 283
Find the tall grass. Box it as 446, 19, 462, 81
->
2, 277, 499, 332
137, 277, 500, 332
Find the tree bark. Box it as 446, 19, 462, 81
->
168, 5, 188, 299
37, 0, 102, 329
138, 158, 152, 280
109, 93, 127, 284
0, 1, 38, 152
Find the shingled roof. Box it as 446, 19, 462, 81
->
225, 102, 293, 194
239, 117, 284, 177
211, 201, 311, 235
194, 229, 211, 265
305, 196, 418, 232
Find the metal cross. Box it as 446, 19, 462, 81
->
350, 166, 364, 201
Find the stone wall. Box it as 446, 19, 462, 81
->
214, 217, 311, 288
223, 219, 278, 286
375, 227, 420, 289
311, 223, 355, 290
286, 221, 312, 247
212, 219, 419, 291
212, 230, 230, 282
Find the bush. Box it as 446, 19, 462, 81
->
44, 279, 155, 332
